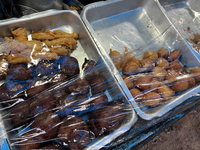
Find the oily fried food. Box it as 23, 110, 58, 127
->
168, 59, 183, 73
50, 46, 70, 56
151, 67, 167, 81
143, 92, 161, 107
183, 73, 196, 86
123, 47, 139, 66
121, 75, 134, 89
149, 78, 161, 91
11, 28, 28, 41
156, 58, 169, 69
109, 49, 122, 69
165, 70, 179, 84
130, 88, 144, 101
190, 67, 200, 82
143, 50, 158, 61
172, 77, 189, 92
157, 47, 169, 58
32, 29, 78, 40
168, 49, 181, 62
122, 61, 139, 75
140, 58, 154, 71
134, 74, 153, 90
158, 85, 174, 100
44, 38, 77, 50
7, 54, 30, 64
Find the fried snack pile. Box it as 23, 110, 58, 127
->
3, 28, 78, 65
110, 47, 200, 107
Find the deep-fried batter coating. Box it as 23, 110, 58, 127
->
151, 67, 167, 81
140, 58, 154, 71
157, 47, 169, 58
156, 58, 169, 69
7, 54, 30, 64
143, 92, 161, 107
123, 47, 139, 66
168, 49, 181, 62
109, 49, 122, 69
11, 28, 28, 41
50, 46, 69, 56
165, 70, 179, 84
143, 50, 158, 61
32, 29, 78, 40
44, 38, 77, 50
158, 85, 174, 100
130, 88, 144, 101
121, 75, 134, 89
168, 60, 183, 73
134, 74, 153, 90
190, 67, 200, 82
183, 73, 196, 86
53, 29, 78, 39
172, 78, 189, 92
150, 78, 161, 91
122, 61, 139, 75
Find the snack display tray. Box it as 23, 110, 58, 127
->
157, 0, 200, 46
81, 0, 200, 120
0, 10, 137, 150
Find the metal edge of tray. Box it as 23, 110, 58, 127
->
0, 10, 138, 150
80, 0, 200, 120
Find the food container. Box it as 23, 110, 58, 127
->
157, 0, 200, 54
0, 10, 137, 150
81, 0, 200, 120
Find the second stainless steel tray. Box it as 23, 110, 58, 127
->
81, 0, 200, 120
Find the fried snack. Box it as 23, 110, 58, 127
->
151, 67, 167, 81
121, 75, 134, 89
143, 50, 158, 61
122, 61, 139, 75
190, 67, 200, 82
183, 73, 196, 86
32, 52, 58, 60
50, 46, 70, 56
123, 47, 139, 66
32, 29, 79, 40
44, 38, 77, 50
53, 29, 78, 39
158, 85, 174, 100
157, 47, 169, 58
156, 58, 169, 69
11, 28, 28, 41
143, 92, 161, 107
130, 88, 144, 101
165, 71, 179, 84
109, 49, 122, 69
150, 78, 161, 91
168, 49, 181, 62
7, 54, 30, 64
168, 59, 183, 73
172, 78, 189, 92
140, 58, 154, 71
134, 74, 153, 90
0, 57, 8, 80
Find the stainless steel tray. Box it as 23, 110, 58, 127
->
157, 0, 200, 52
0, 10, 137, 150
81, 0, 200, 120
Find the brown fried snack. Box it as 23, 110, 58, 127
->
121, 75, 134, 89
172, 78, 189, 92
168, 49, 181, 62
53, 29, 78, 39
109, 49, 122, 69
140, 58, 154, 72
134, 74, 153, 90
168, 59, 183, 73
149, 78, 162, 91
156, 58, 169, 69
158, 85, 174, 100
11, 28, 28, 41
143, 92, 162, 107
122, 61, 139, 75
123, 47, 139, 66
151, 67, 167, 81
143, 50, 158, 61
182, 73, 196, 87
7, 54, 30, 64
130, 88, 144, 101
44, 38, 77, 50
165, 70, 180, 84
157, 47, 169, 58
50, 46, 70, 56
190, 67, 200, 82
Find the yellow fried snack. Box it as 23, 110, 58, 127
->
109, 49, 122, 69
123, 47, 139, 66
44, 38, 77, 50
7, 54, 30, 64
53, 30, 78, 39
32, 29, 56, 40
11, 28, 28, 41
143, 51, 158, 61
50, 46, 70, 56
143, 92, 161, 107
158, 85, 174, 100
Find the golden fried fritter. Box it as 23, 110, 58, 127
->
11, 28, 28, 41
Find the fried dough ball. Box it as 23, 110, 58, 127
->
151, 67, 167, 81
143, 92, 161, 107
190, 67, 200, 82
168, 60, 183, 73
172, 78, 189, 92
58, 117, 92, 150
156, 58, 169, 69
109, 49, 122, 69
123, 47, 139, 66
143, 51, 158, 61
122, 61, 139, 75
140, 58, 154, 72
121, 75, 134, 89
182, 73, 196, 87
168, 49, 181, 62
134, 74, 153, 90
157, 47, 169, 58
165, 71, 179, 84
130, 88, 144, 101
158, 85, 174, 100
149, 78, 162, 91
31, 111, 60, 141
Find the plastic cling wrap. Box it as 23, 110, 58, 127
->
0, 10, 137, 150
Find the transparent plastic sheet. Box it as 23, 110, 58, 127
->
0, 10, 138, 150
157, 0, 200, 54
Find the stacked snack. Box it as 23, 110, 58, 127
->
109, 47, 200, 107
